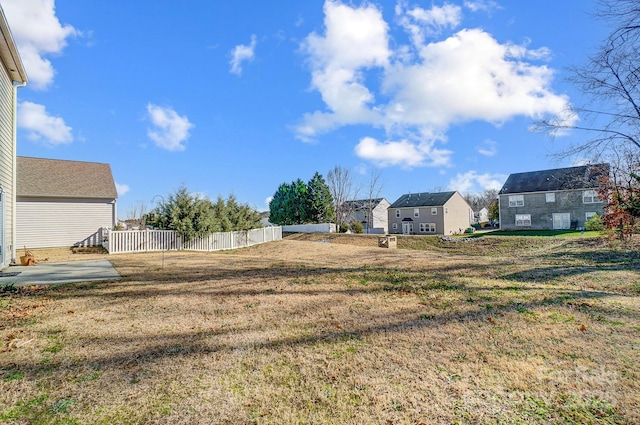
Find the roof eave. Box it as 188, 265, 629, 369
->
0, 7, 28, 84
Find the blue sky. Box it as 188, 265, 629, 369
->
3, 0, 609, 218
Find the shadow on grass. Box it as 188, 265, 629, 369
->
5, 282, 620, 381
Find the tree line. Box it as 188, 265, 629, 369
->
148, 185, 263, 241
268, 166, 382, 232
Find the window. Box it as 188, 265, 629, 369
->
515, 214, 531, 226
509, 195, 524, 207
419, 223, 436, 233
395, 209, 400, 218
414, 208, 419, 217
583, 190, 600, 204
431, 207, 437, 215
546, 193, 555, 202
585, 212, 597, 221
392, 223, 398, 230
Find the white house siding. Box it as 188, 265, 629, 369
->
371, 200, 391, 234
0, 67, 14, 267
16, 198, 115, 248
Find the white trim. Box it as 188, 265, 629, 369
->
515, 214, 531, 226
583, 190, 600, 204
419, 222, 436, 233
509, 195, 524, 207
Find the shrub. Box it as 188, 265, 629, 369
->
349, 221, 364, 234
585, 213, 604, 231
339, 223, 349, 233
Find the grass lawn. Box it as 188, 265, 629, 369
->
1, 234, 639, 424
471, 230, 605, 238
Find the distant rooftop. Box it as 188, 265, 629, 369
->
499, 164, 609, 195
390, 191, 456, 208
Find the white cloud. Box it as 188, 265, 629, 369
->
463, 0, 501, 14
17, 101, 73, 145
146, 104, 194, 152
265, 196, 273, 209
396, 1, 461, 45
354, 136, 452, 168
448, 170, 506, 193
297, 1, 574, 169
296, 0, 390, 140
477, 139, 497, 157
115, 182, 130, 196
229, 34, 257, 75
2, 0, 78, 90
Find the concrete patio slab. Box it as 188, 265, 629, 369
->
0, 259, 120, 286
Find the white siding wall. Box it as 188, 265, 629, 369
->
443, 192, 473, 234
16, 198, 115, 248
372, 200, 391, 233
0, 67, 14, 267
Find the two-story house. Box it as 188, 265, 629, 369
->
498, 164, 609, 231
0, 6, 27, 269
342, 198, 391, 234
388, 191, 473, 235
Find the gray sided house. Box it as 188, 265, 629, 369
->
343, 198, 391, 234
16, 157, 118, 249
498, 164, 609, 231
388, 191, 473, 235
0, 6, 27, 268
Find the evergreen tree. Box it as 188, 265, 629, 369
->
307, 172, 335, 223
156, 185, 216, 241
269, 182, 293, 225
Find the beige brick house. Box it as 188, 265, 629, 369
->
388, 191, 473, 235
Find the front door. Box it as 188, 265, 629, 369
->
552, 213, 571, 230
402, 222, 413, 235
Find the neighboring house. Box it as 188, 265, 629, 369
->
0, 7, 28, 268
474, 207, 489, 224
16, 157, 118, 248
343, 198, 391, 234
498, 164, 609, 231
388, 191, 473, 235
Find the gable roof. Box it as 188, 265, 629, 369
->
342, 198, 387, 211
390, 191, 456, 208
498, 164, 609, 195
0, 6, 27, 83
17, 156, 118, 199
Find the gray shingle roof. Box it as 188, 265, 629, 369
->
390, 191, 456, 208
498, 164, 609, 195
342, 198, 385, 211
17, 156, 117, 199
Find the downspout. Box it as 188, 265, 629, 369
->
11, 81, 26, 264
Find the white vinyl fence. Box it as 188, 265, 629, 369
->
103, 227, 282, 254
281, 223, 336, 233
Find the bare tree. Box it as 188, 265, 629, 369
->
363, 169, 384, 233
125, 200, 148, 229
536, 0, 640, 161
327, 166, 359, 230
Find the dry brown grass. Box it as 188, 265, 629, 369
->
1, 235, 639, 424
